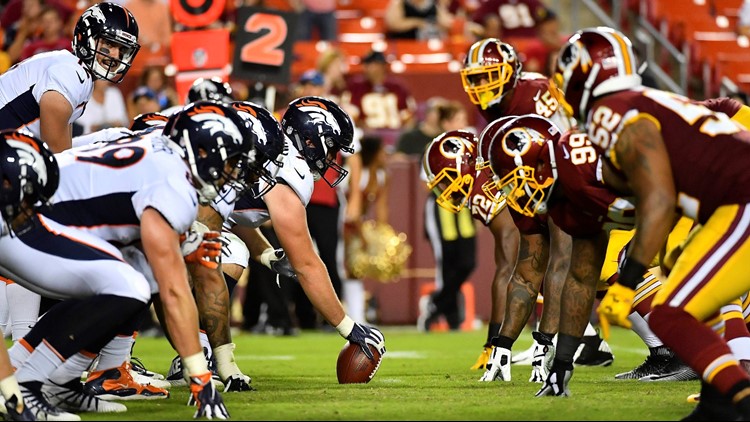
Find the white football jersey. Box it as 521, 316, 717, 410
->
41, 131, 198, 245
218, 135, 313, 229
0, 50, 94, 136
72, 127, 133, 148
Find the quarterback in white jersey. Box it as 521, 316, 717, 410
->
0, 2, 140, 153
0, 102, 250, 420
0, 2, 140, 350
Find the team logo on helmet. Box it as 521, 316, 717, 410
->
294, 99, 341, 136
500, 125, 557, 159
82, 6, 107, 24
186, 105, 244, 149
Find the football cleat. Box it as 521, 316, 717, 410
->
20, 381, 81, 421
573, 334, 614, 367
43, 379, 127, 413
479, 347, 511, 382
128, 357, 171, 390
470, 347, 493, 370
84, 362, 169, 401
682, 382, 740, 421
535, 363, 572, 397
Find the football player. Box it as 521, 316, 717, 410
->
553, 26, 750, 419
225, 96, 386, 363
0, 1, 141, 349
164, 100, 288, 392
161, 77, 235, 117
460, 37, 613, 371
0, 102, 252, 420
0, 131, 52, 421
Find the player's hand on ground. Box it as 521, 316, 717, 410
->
188, 372, 229, 419
479, 343, 511, 382
529, 332, 555, 383
223, 374, 253, 392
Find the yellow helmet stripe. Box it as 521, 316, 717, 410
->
608, 30, 634, 76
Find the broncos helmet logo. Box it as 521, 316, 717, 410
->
82, 5, 107, 25
7, 139, 48, 194
296, 99, 341, 136
191, 114, 244, 150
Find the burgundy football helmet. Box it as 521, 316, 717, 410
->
477, 116, 516, 208
461, 38, 522, 110
553, 26, 642, 122
487, 114, 562, 217
423, 130, 478, 213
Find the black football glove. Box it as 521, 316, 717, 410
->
3, 394, 34, 421
346, 323, 386, 361
260, 248, 297, 282
223, 374, 253, 392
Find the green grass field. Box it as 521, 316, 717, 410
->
80, 326, 700, 421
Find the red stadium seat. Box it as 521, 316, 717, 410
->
337, 16, 386, 43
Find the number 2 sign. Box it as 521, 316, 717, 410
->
232, 7, 298, 85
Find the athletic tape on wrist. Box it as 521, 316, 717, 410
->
335, 315, 355, 338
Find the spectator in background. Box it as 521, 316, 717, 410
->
76, 79, 129, 134
395, 96, 448, 158
17, 6, 71, 61
288, 0, 337, 41
317, 46, 350, 100
347, 50, 417, 131
470, 0, 559, 46
384, 0, 455, 40
138, 65, 178, 110
123, 0, 173, 53
129, 86, 162, 119
4, 0, 43, 63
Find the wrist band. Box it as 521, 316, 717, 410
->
619, 258, 647, 290
335, 315, 355, 338
182, 352, 209, 377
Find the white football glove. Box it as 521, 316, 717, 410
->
479, 346, 511, 382
529, 332, 555, 383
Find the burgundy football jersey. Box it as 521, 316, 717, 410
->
480, 75, 574, 134
347, 76, 416, 130
547, 131, 636, 237
586, 88, 750, 224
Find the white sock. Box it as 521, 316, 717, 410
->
0, 282, 10, 335
95, 334, 135, 372
628, 312, 664, 348
343, 279, 366, 324
728, 337, 750, 361
15, 342, 63, 384
200, 331, 212, 361
7, 284, 40, 342
584, 322, 597, 336
49, 352, 96, 385
8, 341, 32, 369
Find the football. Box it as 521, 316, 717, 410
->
336, 341, 382, 384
